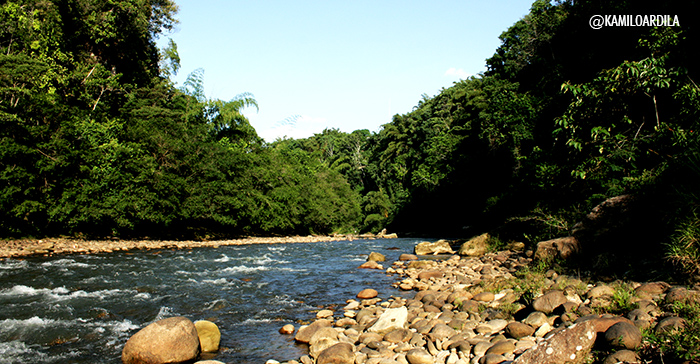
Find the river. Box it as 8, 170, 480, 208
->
0, 238, 423, 364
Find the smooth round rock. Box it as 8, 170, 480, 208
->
430, 323, 457, 341
399, 254, 418, 261
359, 261, 382, 269
295, 319, 332, 343
358, 289, 379, 299
194, 320, 221, 352
473, 292, 495, 302
406, 348, 433, 364
279, 324, 295, 335
480, 354, 507, 364
587, 285, 615, 299
309, 327, 339, 347
317, 309, 334, 319
523, 311, 548, 328
604, 322, 642, 349
384, 328, 413, 343
655, 316, 686, 334
532, 290, 567, 314
485, 340, 516, 355
122, 317, 200, 364
603, 349, 640, 364
505, 322, 535, 339
316, 342, 354, 364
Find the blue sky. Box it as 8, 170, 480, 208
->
158, 0, 536, 142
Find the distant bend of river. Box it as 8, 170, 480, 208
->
0, 238, 423, 364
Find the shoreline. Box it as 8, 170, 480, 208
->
277, 247, 698, 364
0, 233, 398, 259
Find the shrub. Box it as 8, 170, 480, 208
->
666, 211, 700, 280
644, 301, 700, 362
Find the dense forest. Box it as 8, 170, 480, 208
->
1, 0, 699, 275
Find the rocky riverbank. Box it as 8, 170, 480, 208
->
0, 232, 397, 258
272, 246, 699, 364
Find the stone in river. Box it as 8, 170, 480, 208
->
194, 320, 220, 352
279, 324, 295, 335
368, 252, 386, 262
357, 289, 378, 299
295, 319, 333, 343
122, 316, 200, 364
359, 261, 383, 269
317, 309, 334, 319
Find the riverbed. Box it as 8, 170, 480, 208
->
0, 238, 421, 364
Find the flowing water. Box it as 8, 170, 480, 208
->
0, 238, 423, 364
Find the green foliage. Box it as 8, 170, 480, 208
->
666, 211, 700, 279
0, 0, 362, 238
605, 284, 639, 315
644, 301, 700, 362
1, 0, 699, 245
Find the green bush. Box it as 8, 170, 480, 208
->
666, 212, 700, 280
644, 301, 700, 362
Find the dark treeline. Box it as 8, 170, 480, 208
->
2, 0, 699, 273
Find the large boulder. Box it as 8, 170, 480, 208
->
458, 234, 490, 257
194, 320, 220, 353
571, 195, 663, 265
513, 320, 597, 364
122, 317, 201, 364
535, 236, 581, 261
414, 240, 455, 255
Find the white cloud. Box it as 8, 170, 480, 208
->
444, 67, 472, 79
258, 114, 330, 142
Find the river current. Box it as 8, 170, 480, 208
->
0, 238, 423, 364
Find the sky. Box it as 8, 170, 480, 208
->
158, 0, 536, 142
